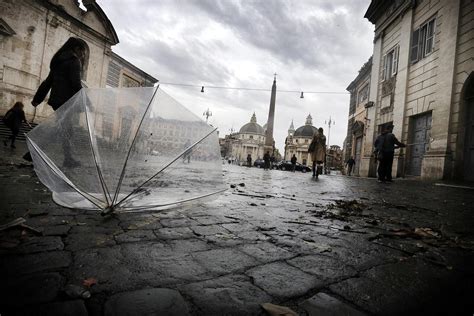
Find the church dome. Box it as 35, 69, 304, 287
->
294, 125, 317, 137
239, 113, 265, 134
293, 114, 317, 137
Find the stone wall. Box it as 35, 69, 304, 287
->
0, 0, 117, 122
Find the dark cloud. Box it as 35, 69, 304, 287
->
98, 0, 374, 149
189, 0, 372, 67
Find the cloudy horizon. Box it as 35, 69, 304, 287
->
98, 0, 375, 153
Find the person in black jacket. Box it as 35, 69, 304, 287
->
29, 37, 88, 166
374, 125, 406, 182
3, 102, 31, 148
32, 37, 87, 110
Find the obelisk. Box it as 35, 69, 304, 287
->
265, 75, 277, 154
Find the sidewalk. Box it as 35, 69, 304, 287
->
1, 142, 474, 315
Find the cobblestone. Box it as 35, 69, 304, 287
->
1, 144, 474, 315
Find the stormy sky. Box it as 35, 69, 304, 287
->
98, 0, 374, 153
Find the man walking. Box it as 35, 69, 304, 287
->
346, 157, 356, 176
263, 151, 271, 170
290, 154, 297, 172
374, 125, 406, 183
247, 154, 252, 167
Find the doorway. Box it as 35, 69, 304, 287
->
406, 112, 432, 176
354, 136, 362, 175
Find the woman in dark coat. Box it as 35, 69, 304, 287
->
3, 102, 31, 148
32, 37, 87, 110
27, 37, 88, 166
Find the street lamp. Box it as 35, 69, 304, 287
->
203, 108, 212, 123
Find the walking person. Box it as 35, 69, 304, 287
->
290, 154, 297, 172
263, 151, 271, 170
247, 154, 252, 167
309, 128, 326, 178
3, 102, 32, 149
28, 37, 88, 166
374, 125, 406, 183
346, 157, 356, 176
183, 139, 192, 163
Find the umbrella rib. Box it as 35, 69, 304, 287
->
27, 136, 105, 210
82, 92, 112, 206
112, 85, 160, 206
115, 188, 226, 212
115, 127, 218, 208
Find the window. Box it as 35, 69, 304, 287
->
358, 84, 369, 104
411, 17, 436, 63
382, 45, 399, 81
249, 135, 253, 139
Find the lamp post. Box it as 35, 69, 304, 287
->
203, 108, 212, 123
325, 116, 335, 174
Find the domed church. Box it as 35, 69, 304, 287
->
284, 114, 318, 166
227, 113, 266, 164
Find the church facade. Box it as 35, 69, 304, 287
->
1, 0, 119, 121
1, 0, 157, 124
224, 113, 266, 164
284, 114, 318, 166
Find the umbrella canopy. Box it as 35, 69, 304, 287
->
26, 86, 224, 214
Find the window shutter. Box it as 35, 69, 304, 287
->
392, 46, 399, 76
410, 29, 419, 63
382, 54, 387, 81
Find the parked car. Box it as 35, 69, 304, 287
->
253, 159, 266, 168
278, 160, 312, 173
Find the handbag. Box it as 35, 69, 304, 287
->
2, 109, 14, 129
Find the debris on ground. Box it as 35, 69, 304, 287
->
83, 277, 98, 288
0, 217, 42, 235
261, 303, 298, 316
64, 284, 91, 299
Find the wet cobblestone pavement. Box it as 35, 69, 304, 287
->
1, 143, 474, 315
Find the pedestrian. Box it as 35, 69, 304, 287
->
270, 154, 275, 169
3, 102, 32, 149
374, 125, 406, 183
346, 157, 356, 176
309, 128, 326, 178
263, 151, 271, 170
183, 139, 192, 163
247, 153, 252, 167
27, 37, 88, 166
290, 154, 297, 172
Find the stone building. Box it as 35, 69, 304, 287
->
224, 113, 266, 164
326, 145, 343, 170
107, 52, 157, 88
359, 0, 474, 180
0, 0, 119, 121
284, 114, 318, 166
345, 57, 372, 176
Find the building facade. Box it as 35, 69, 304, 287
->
223, 113, 266, 164
284, 114, 318, 165
107, 52, 157, 88
345, 57, 373, 176
1, 0, 119, 121
359, 0, 474, 180
326, 145, 343, 170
